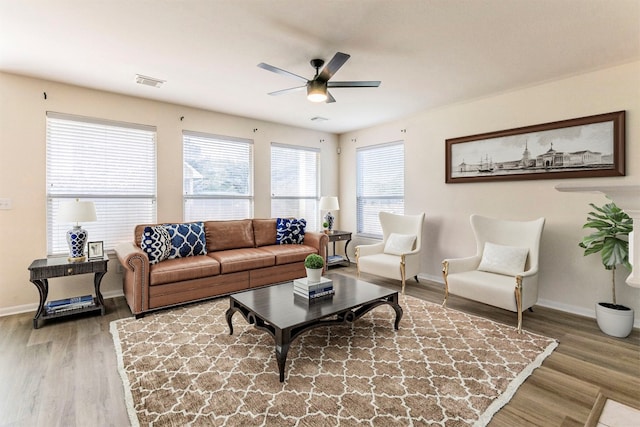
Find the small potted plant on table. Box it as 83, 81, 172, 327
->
322, 221, 330, 234
579, 202, 634, 337
304, 253, 324, 283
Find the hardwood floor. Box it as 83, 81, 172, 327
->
1, 266, 638, 426
0, 297, 132, 427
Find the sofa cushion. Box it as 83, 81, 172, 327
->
209, 248, 275, 274
445, 270, 519, 312
149, 255, 220, 286
383, 233, 417, 255
165, 222, 207, 259
140, 225, 171, 264
356, 253, 405, 281
205, 219, 255, 251
276, 218, 306, 244
259, 244, 317, 265
253, 219, 277, 247
478, 242, 529, 276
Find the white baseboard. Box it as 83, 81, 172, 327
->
536, 298, 594, 319
418, 273, 444, 285
0, 302, 36, 317
537, 298, 640, 329
0, 289, 124, 318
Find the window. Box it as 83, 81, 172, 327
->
271, 143, 320, 230
46, 112, 156, 254
183, 131, 253, 221
356, 141, 404, 238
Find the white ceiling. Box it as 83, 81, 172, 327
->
1, 0, 639, 134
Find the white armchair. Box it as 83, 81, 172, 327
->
442, 214, 545, 333
356, 211, 425, 294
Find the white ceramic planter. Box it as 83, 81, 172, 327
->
305, 267, 322, 283
595, 302, 635, 338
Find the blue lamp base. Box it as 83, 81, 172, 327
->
324, 211, 335, 232
67, 225, 88, 262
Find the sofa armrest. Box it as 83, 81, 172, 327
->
114, 241, 146, 271
356, 242, 385, 258
520, 266, 539, 278
519, 272, 540, 308
304, 231, 329, 265
442, 255, 481, 275
114, 241, 149, 315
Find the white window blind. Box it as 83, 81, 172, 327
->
183, 131, 253, 221
356, 141, 404, 238
46, 112, 157, 254
271, 143, 320, 230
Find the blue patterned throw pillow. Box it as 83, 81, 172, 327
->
164, 222, 207, 259
276, 218, 306, 244
141, 225, 171, 265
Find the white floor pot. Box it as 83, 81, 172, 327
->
305, 267, 322, 283
595, 302, 634, 338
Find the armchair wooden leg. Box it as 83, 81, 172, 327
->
442, 261, 449, 307
515, 275, 523, 334
400, 255, 406, 295
414, 275, 419, 283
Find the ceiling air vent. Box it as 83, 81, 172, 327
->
135, 74, 165, 88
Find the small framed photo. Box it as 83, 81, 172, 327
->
88, 241, 104, 259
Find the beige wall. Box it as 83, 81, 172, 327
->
2, 62, 638, 325
339, 61, 640, 324
0, 72, 338, 314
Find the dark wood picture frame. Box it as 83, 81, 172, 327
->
445, 111, 625, 183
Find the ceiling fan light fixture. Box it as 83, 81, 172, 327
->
259, 52, 379, 103
307, 80, 327, 102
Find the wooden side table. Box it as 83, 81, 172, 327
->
27, 256, 108, 329
326, 230, 352, 268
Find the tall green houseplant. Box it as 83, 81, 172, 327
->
579, 202, 633, 306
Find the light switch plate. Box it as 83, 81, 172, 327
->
0, 198, 13, 210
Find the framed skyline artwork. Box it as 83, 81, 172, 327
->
445, 111, 625, 183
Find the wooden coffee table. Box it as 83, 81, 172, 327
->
225, 273, 403, 382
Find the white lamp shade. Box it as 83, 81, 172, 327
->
320, 196, 339, 211
59, 199, 97, 224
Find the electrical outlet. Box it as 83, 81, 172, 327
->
0, 198, 12, 210
116, 263, 123, 274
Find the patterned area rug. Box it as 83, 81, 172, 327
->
111, 295, 557, 426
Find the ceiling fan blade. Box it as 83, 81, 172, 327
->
328, 81, 381, 88
267, 86, 306, 96
326, 91, 336, 103
257, 63, 308, 83
317, 52, 350, 82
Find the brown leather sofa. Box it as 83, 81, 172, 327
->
114, 218, 328, 316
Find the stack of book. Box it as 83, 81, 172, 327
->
45, 294, 95, 314
293, 277, 334, 299
327, 255, 344, 264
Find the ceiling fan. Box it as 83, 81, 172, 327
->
257, 52, 381, 103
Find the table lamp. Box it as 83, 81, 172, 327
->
320, 196, 339, 232
59, 199, 97, 262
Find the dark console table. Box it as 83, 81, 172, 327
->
326, 230, 352, 267
27, 256, 108, 329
